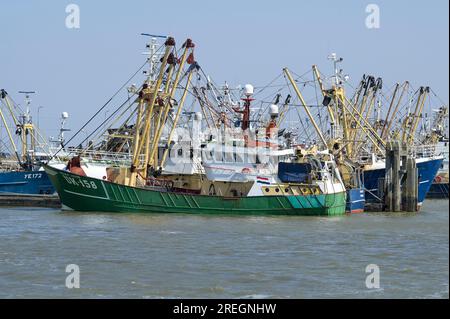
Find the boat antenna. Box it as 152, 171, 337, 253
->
58, 112, 71, 147
140, 33, 167, 39
141, 33, 168, 83
18, 91, 35, 124
327, 53, 349, 86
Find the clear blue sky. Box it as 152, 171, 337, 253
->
0, 0, 448, 139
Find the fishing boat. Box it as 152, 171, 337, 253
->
425, 140, 449, 199
45, 107, 347, 216
423, 107, 449, 199
0, 165, 54, 195
343, 168, 365, 213
44, 154, 346, 215
44, 36, 347, 216
304, 57, 444, 210
0, 90, 55, 195
361, 88, 446, 206
362, 149, 444, 206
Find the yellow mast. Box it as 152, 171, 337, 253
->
381, 82, 410, 139
312, 65, 337, 128
130, 97, 145, 166
129, 37, 175, 186
351, 78, 379, 149
408, 86, 429, 144
402, 86, 424, 144
148, 57, 176, 167
349, 79, 371, 144
1, 91, 19, 126
334, 87, 352, 156
351, 79, 365, 118
380, 83, 400, 135
160, 69, 195, 168
148, 39, 194, 168
342, 108, 383, 154
283, 68, 328, 148
358, 84, 372, 119
0, 103, 21, 165
144, 56, 176, 168
342, 95, 386, 153
312, 65, 353, 155
363, 81, 380, 123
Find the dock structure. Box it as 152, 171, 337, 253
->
385, 141, 401, 211
403, 157, 418, 212
0, 194, 61, 208
384, 141, 418, 212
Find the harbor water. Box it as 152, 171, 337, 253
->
0, 200, 448, 299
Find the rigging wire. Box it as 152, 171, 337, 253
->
49, 46, 163, 160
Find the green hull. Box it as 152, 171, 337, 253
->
44, 165, 346, 216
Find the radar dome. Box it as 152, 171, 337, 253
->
269, 104, 279, 116
244, 84, 254, 96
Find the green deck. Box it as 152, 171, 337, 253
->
44, 165, 346, 216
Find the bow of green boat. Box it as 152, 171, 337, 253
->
44, 165, 346, 216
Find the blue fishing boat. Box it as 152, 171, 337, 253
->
0, 89, 56, 195
346, 187, 365, 213
363, 156, 444, 206
426, 140, 449, 199
0, 170, 54, 195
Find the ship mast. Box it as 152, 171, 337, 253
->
126, 37, 198, 186
312, 64, 336, 138
283, 68, 328, 148
128, 36, 174, 186
381, 82, 404, 139
149, 38, 195, 169
18, 91, 36, 165
0, 90, 22, 166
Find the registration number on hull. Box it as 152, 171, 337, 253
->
62, 174, 98, 190
24, 173, 42, 179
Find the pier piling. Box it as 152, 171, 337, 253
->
384, 141, 419, 212
403, 157, 418, 212
385, 141, 402, 212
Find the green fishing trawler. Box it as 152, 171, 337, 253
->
45, 36, 348, 216
44, 164, 346, 216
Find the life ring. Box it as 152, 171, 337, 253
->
241, 167, 251, 174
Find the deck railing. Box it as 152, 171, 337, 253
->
411, 144, 440, 159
